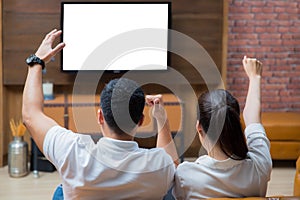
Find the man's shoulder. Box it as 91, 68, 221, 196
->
45, 125, 94, 147
139, 147, 171, 158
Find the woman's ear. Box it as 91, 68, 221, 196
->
196, 120, 203, 135
98, 109, 104, 125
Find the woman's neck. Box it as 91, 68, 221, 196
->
207, 144, 229, 161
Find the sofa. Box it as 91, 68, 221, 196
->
261, 112, 300, 160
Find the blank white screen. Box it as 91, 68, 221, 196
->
62, 3, 169, 71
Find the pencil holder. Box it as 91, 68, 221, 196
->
8, 136, 29, 177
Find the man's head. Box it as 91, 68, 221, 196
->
99, 78, 145, 136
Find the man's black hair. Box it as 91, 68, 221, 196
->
100, 78, 145, 135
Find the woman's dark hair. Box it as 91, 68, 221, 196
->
100, 78, 145, 135
198, 89, 248, 160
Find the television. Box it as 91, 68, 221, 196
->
61, 2, 171, 71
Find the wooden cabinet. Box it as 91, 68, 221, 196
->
44, 94, 101, 134
43, 94, 183, 149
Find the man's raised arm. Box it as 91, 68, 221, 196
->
146, 95, 179, 166
22, 29, 65, 152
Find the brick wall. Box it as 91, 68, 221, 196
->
227, 0, 300, 111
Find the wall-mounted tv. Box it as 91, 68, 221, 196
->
61, 2, 171, 71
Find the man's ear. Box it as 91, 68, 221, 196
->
137, 114, 144, 127
98, 109, 104, 125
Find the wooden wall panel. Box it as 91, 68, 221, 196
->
1, 87, 31, 166
172, 0, 223, 14
0, 0, 3, 166
3, 0, 226, 86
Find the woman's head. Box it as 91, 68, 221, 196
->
197, 89, 248, 160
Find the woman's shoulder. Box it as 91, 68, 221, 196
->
177, 156, 209, 172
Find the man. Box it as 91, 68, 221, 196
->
22, 29, 177, 199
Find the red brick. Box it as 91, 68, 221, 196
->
272, 71, 289, 77
288, 53, 300, 58
284, 96, 300, 103
287, 84, 300, 89
259, 33, 281, 40
289, 27, 300, 33
229, 0, 242, 7
268, 103, 289, 110
291, 104, 300, 111
274, 7, 286, 13
262, 90, 279, 97
235, 20, 247, 26
260, 39, 282, 46
281, 34, 293, 39
247, 20, 270, 26
255, 26, 278, 33
278, 26, 290, 33
228, 84, 247, 91
234, 47, 253, 53
267, 1, 295, 7
232, 27, 255, 33
277, 13, 292, 20
228, 34, 235, 40
229, 13, 255, 20
262, 7, 275, 13
255, 13, 278, 20
251, 7, 263, 13
285, 8, 299, 14
233, 77, 248, 84
270, 20, 293, 27
261, 104, 270, 110
267, 77, 290, 84
235, 33, 258, 40
270, 47, 291, 52
227, 59, 243, 66
287, 59, 300, 65
264, 84, 286, 90
294, 21, 300, 27
283, 40, 300, 45
290, 90, 300, 96
246, 0, 267, 7
246, 46, 271, 53
279, 90, 290, 96
285, 71, 300, 77
291, 78, 300, 84
263, 96, 281, 103
262, 59, 276, 66
273, 65, 293, 71
228, 51, 247, 58
229, 6, 251, 13
229, 39, 249, 46
292, 35, 300, 39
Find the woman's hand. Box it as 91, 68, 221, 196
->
35, 29, 65, 63
242, 55, 263, 78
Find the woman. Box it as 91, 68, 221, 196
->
174, 56, 272, 199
